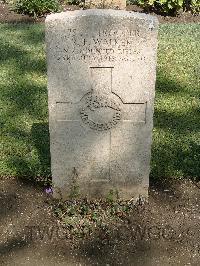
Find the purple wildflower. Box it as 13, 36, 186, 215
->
45, 187, 53, 194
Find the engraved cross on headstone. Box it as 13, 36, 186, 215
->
56, 67, 147, 128
55, 67, 147, 183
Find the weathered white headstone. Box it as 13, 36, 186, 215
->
46, 10, 159, 200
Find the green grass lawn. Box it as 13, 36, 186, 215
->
0, 23, 199, 183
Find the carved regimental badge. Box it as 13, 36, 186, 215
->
80, 92, 122, 131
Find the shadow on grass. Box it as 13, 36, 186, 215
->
0, 23, 45, 45
156, 74, 184, 95
31, 122, 51, 179
0, 24, 46, 70
151, 138, 200, 181
4, 122, 51, 185
150, 69, 200, 182
0, 24, 47, 119
0, 24, 50, 182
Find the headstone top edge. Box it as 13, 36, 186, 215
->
45, 10, 159, 25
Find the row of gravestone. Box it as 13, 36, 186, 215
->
45, 4, 159, 201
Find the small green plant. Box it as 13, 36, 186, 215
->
53, 198, 135, 238
136, 0, 184, 15
191, 0, 200, 13
64, 0, 84, 5
136, 0, 154, 8
106, 189, 119, 203
156, 0, 184, 14
12, 0, 61, 17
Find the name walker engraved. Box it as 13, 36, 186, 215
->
54, 28, 150, 64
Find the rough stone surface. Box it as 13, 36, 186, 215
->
85, 0, 126, 9
46, 10, 159, 200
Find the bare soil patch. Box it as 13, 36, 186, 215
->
0, 177, 200, 265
